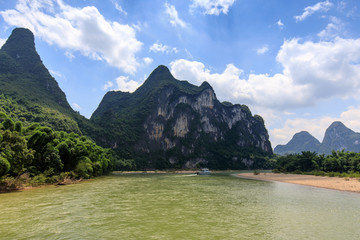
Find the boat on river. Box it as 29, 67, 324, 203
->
196, 168, 211, 175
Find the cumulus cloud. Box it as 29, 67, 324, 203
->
170, 59, 308, 110
103, 76, 142, 92
149, 42, 178, 54
115, 76, 142, 93
170, 37, 360, 111
277, 38, 360, 100
256, 45, 269, 55
190, 0, 235, 15
103, 81, 114, 91
0, 0, 142, 74
295, 0, 333, 22
165, 2, 186, 28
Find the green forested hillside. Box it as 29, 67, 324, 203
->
0, 112, 114, 191
1, 28, 273, 173
90, 65, 215, 156
0, 28, 84, 133
91, 65, 273, 170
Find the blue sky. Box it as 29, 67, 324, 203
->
0, 0, 360, 148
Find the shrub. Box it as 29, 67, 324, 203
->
75, 157, 93, 179
30, 174, 46, 186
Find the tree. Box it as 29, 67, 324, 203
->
0, 130, 34, 176
0, 156, 10, 177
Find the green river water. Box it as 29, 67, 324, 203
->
1, 172, 360, 240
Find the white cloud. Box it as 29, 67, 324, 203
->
295, 0, 333, 22
72, 103, 81, 111
318, 17, 344, 39
165, 3, 186, 28
115, 76, 142, 93
170, 59, 308, 110
149, 42, 178, 54
339, 106, 360, 132
103, 76, 142, 92
0, 0, 142, 74
190, 0, 235, 15
112, 0, 127, 15
64, 51, 75, 61
143, 57, 153, 65
49, 69, 63, 78
276, 19, 284, 29
103, 81, 114, 91
277, 38, 360, 101
256, 45, 269, 55
170, 37, 360, 111
0, 38, 6, 47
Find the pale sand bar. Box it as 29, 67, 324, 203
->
237, 173, 360, 193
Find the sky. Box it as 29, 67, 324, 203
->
0, 0, 360, 148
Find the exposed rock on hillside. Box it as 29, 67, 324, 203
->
92, 65, 272, 169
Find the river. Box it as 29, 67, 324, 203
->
1, 173, 360, 239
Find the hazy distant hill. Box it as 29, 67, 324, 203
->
274, 121, 360, 155
274, 131, 321, 155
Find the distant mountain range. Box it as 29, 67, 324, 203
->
0, 28, 273, 170
274, 121, 360, 155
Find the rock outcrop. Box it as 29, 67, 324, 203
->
92, 65, 272, 169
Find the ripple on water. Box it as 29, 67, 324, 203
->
1, 174, 360, 239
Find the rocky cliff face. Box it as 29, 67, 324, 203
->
92, 65, 272, 169
319, 121, 360, 154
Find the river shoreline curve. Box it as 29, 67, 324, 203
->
237, 172, 360, 193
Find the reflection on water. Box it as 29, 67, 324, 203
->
1, 173, 360, 239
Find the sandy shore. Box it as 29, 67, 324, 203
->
237, 173, 360, 193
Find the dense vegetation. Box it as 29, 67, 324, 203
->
0, 112, 115, 190
1, 28, 273, 174
91, 66, 273, 170
274, 151, 360, 177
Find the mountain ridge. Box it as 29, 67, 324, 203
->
91, 65, 272, 169
1, 27, 273, 170
274, 121, 360, 155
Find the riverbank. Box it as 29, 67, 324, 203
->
0, 176, 84, 193
113, 170, 197, 174
237, 172, 360, 193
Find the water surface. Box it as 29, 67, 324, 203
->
1, 173, 360, 239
